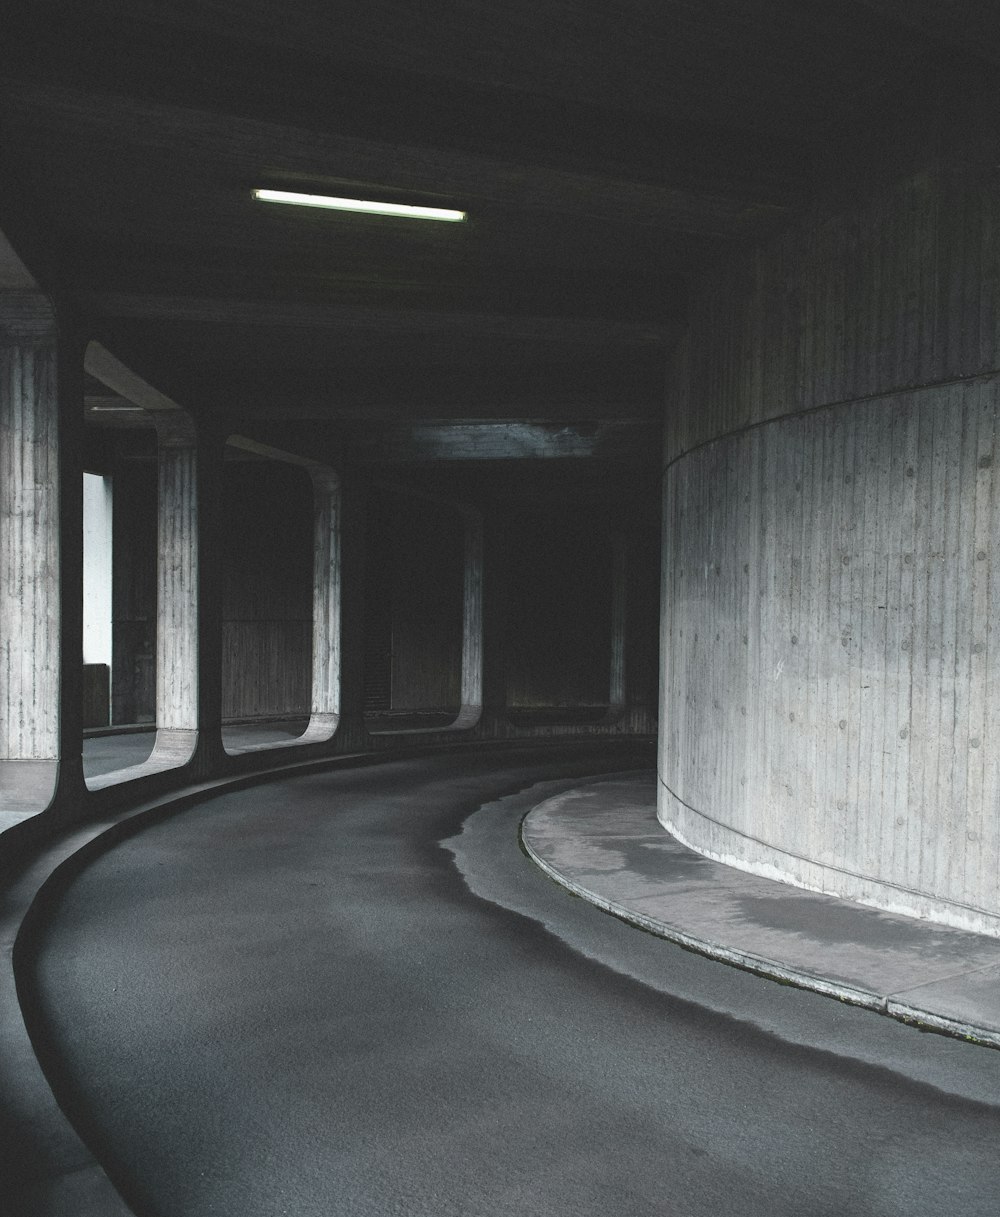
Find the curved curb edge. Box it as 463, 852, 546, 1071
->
519, 817, 1000, 1052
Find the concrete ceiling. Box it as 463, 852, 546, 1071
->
3, 0, 997, 472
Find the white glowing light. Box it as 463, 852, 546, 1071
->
253, 189, 466, 222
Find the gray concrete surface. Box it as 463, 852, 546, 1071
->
661, 386, 1000, 939
661, 149, 1000, 937
13, 747, 1000, 1217
0, 320, 62, 818
523, 777, 1000, 1046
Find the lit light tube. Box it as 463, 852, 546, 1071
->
253, 188, 466, 222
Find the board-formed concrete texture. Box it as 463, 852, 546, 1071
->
659, 108, 1000, 935
6, 9, 1000, 1213
0, 298, 63, 819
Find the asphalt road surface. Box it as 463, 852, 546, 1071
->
19, 745, 1000, 1216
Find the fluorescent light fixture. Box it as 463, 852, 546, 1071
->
253, 188, 465, 222
89, 404, 146, 413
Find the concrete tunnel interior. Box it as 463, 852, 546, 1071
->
4, 2, 1000, 1211
2, 0, 1000, 948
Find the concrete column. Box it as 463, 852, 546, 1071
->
295, 466, 341, 745
87, 417, 227, 788
0, 292, 85, 821
148, 412, 201, 767
478, 509, 511, 739
187, 429, 227, 775
450, 507, 484, 731
337, 470, 369, 750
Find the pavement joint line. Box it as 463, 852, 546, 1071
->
520, 803, 1000, 1052
886, 959, 1000, 999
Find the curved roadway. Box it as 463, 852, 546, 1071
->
18, 745, 1000, 1216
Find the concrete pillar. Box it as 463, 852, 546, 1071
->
451, 506, 483, 730
0, 292, 85, 821
147, 412, 202, 768
86, 418, 227, 788
478, 509, 511, 739
186, 429, 227, 776
297, 467, 341, 744
608, 532, 627, 716
336, 470, 369, 751
621, 526, 661, 736
86, 408, 218, 788
81, 343, 236, 787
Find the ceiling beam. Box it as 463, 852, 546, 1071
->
60, 245, 691, 325
77, 293, 672, 347
345, 420, 661, 463
83, 341, 185, 413
191, 379, 665, 424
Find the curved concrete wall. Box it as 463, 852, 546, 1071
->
659, 111, 1000, 935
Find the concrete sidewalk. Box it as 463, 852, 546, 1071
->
521, 775, 1000, 1049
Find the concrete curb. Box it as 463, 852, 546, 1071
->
520, 818, 1000, 1052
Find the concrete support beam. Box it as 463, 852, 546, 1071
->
84, 341, 186, 414
478, 512, 507, 737
149, 411, 200, 764
188, 431, 227, 775
82, 345, 224, 788
0, 291, 85, 821
608, 533, 627, 716
0, 311, 60, 763
86, 418, 227, 788
348, 421, 660, 464
298, 467, 341, 744
452, 508, 484, 731
335, 471, 369, 751
85, 408, 215, 786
